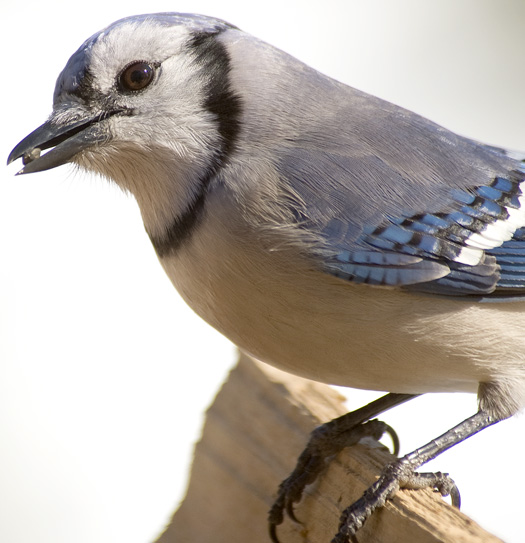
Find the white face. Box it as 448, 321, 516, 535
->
65, 20, 218, 165
49, 18, 232, 239
8, 14, 245, 245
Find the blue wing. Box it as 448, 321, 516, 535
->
274, 81, 525, 301
276, 110, 525, 301
322, 171, 525, 300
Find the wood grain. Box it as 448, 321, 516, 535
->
156, 353, 501, 543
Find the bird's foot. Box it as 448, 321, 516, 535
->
332, 460, 460, 543
268, 417, 398, 543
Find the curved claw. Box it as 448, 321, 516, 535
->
269, 490, 303, 543
382, 423, 400, 456
286, 499, 300, 523
422, 471, 461, 508
269, 522, 280, 543
449, 483, 461, 509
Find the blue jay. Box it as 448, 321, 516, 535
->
7, 13, 525, 541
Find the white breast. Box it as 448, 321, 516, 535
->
157, 197, 525, 405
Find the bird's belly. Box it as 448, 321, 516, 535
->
159, 230, 525, 396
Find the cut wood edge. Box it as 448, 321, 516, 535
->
155, 353, 502, 543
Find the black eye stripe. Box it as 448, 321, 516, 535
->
118, 61, 157, 92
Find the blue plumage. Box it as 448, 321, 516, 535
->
323, 167, 525, 299
489, 227, 525, 290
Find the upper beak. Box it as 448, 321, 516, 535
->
7, 111, 116, 175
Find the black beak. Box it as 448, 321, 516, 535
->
7, 110, 121, 175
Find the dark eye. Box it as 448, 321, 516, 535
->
119, 61, 156, 92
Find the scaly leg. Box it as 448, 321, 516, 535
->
333, 409, 500, 543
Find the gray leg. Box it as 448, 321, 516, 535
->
333, 409, 501, 543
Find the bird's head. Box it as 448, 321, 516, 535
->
7, 13, 244, 240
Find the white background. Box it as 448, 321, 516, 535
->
2, 1, 525, 542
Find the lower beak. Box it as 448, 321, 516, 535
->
7, 111, 117, 175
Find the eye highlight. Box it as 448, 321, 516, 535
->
118, 61, 157, 92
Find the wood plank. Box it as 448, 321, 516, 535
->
156, 353, 501, 543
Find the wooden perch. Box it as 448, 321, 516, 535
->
155, 353, 501, 543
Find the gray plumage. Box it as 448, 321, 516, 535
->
8, 12, 525, 539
